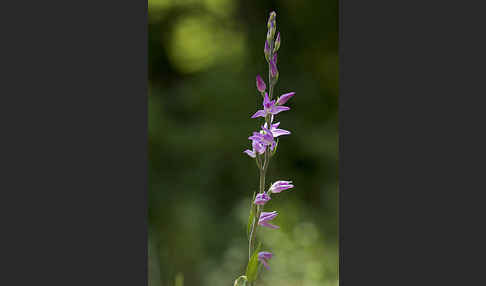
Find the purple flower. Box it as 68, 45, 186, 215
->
245, 126, 275, 157
264, 122, 290, 137
261, 124, 277, 150
258, 251, 273, 269
276, 92, 295, 105
244, 136, 267, 158
249, 130, 274, 147
254, 193, 271, 205
259, 211, 279, 229
252, 138, 266, 153
256, 75, 266, 93
251, 92, 290, 119
268, 180, 294, 193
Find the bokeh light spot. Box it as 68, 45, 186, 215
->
168, 15, 246, 74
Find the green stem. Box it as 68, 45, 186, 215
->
247, 36, 276, 286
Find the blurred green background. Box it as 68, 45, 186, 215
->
148, 1, 338, 285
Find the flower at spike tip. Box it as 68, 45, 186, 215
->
254, 193, 271, 205
267, 11, 276, 31
267, 12, 276, 40
251, 92, 290, 119
256, 75, 266, 93
259, 211, 279, 229
268, 180, 294, 193
258, 251, 273, 269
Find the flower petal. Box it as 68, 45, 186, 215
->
263, 92, 270, 108
254, 193, 271, 205
251, 110, 266, 118
269, 105, 290, 115
260, 258, 270, 269
260, 222, 280, 229
252, 140, 265, 154
244, 150, 256, 158
272, 128, 291, 137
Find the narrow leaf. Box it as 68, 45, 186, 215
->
246, 243, 262, 282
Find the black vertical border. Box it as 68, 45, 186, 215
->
341, 0, 486, 285
0, 0, 148, 285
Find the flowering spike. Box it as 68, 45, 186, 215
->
256, 75, 266, 93
238, 11, 297, 285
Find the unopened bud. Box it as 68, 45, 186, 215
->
273, 32, 280, 52
267, 11, 276, 29
266, 11, 276, 42
256, 75, 266, 93
264, 40, 271, 62
270, 58, 278, 78
266, 24, 275, 43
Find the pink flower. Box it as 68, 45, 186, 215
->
256, 75, 266, 93
268, 180, 294, 193
258, 251, 273, 269
264, 122, 291, 137
251, 92, 290, 119
276, 92, 295, 105
259, 211, 279, 229
254, 193, 271, 205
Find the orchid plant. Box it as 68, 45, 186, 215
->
234, 11, 296, 286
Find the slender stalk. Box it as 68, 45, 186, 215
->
246, 23, 278, 285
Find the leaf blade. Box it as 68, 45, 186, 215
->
246, 243, 262, 282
